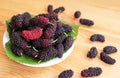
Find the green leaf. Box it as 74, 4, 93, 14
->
4, 19, 80, 65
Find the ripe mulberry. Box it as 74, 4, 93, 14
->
55, 22, 65, 35
90, 34, 105, 42
100, 52, 116, 65
81, 67, 102, 77
103, 46, 117, 54
63, 36, 73, 50
38, 46, 58, 61
24, 47, 39, 58
11, 32, 27, 49
80, 18, 94, 26
11, 44, 23, 56
47, 5, 53, 13
55, 43, 64, 58
32, 39, 52, 48
58, 69, 74, 78
74, 11, 81, 18
54, 7, 65, 14
87, 47, 98, 58
55, 34, 66, 45
63, 24, 73, 33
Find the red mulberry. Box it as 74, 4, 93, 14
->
22, 27, 43, 40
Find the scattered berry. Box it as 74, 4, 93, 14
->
63, 36, 74, 50
47, 5, 53, 13
103, 46, 117, 54
54, 7, 65, 14
58, 69, 74, 78
22, 27, 43, 40
87, 47, 98, 58
100, 52, 116, 65
80, 18, 94, 26
90, 34, 105, 42
81, 67, 102, 77
74, 11, 81, 18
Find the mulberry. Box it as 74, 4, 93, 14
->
24, 47, 39, 58
103, 46, 117, 54
90, 34, 105, 42
87, 47, 98, 58
38, 46, 58, 61
22, 27, 43, 40
47, 4, 53, 13
32, 39, 52, 48
55, 22, 65, 35
100, 52, 116, 64
63, 24, 73, 33
37, 16, 49, 25
63, 36, 73, 50
55, 34, 66, 45
74, 11, 81, 18
54, 7, 65, 14
55, 43, 64, 58
81, 67, 102, 77
80, 18, 94, 26
11, 32, 27, 49
11, 44, 23, 56
58, 69, 74, 78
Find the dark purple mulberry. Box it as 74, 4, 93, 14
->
11, 32, 27, 49
63, 24, 73, 33
81, 67, 102, 77
55, 22, 65, 35
54, 7, 65, 14
11, 44, 23, 56
103, 46, 117, 54
24, 47, 39, 58
10, 14, 23, 29
22, 12, 31, 26
58, 69, 74, 78
90, 34, 105, 42
55, 34, 66, 45
87, 47, 98, 58
63, 36, 74, 50
80, 18, 94, 26
55, 44, 64, 58
47, 5, 53, 13
100, 52, 116, 65
74, 11, 81, 18
32, 39, 52, 48
38, 46, 58, 61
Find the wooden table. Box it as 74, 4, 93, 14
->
0, 0, 120, 78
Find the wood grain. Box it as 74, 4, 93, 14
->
0, 0, 120, 78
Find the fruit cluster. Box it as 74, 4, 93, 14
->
9, 7, 74, 62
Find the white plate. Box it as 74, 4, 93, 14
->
3, 31, 74, 67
